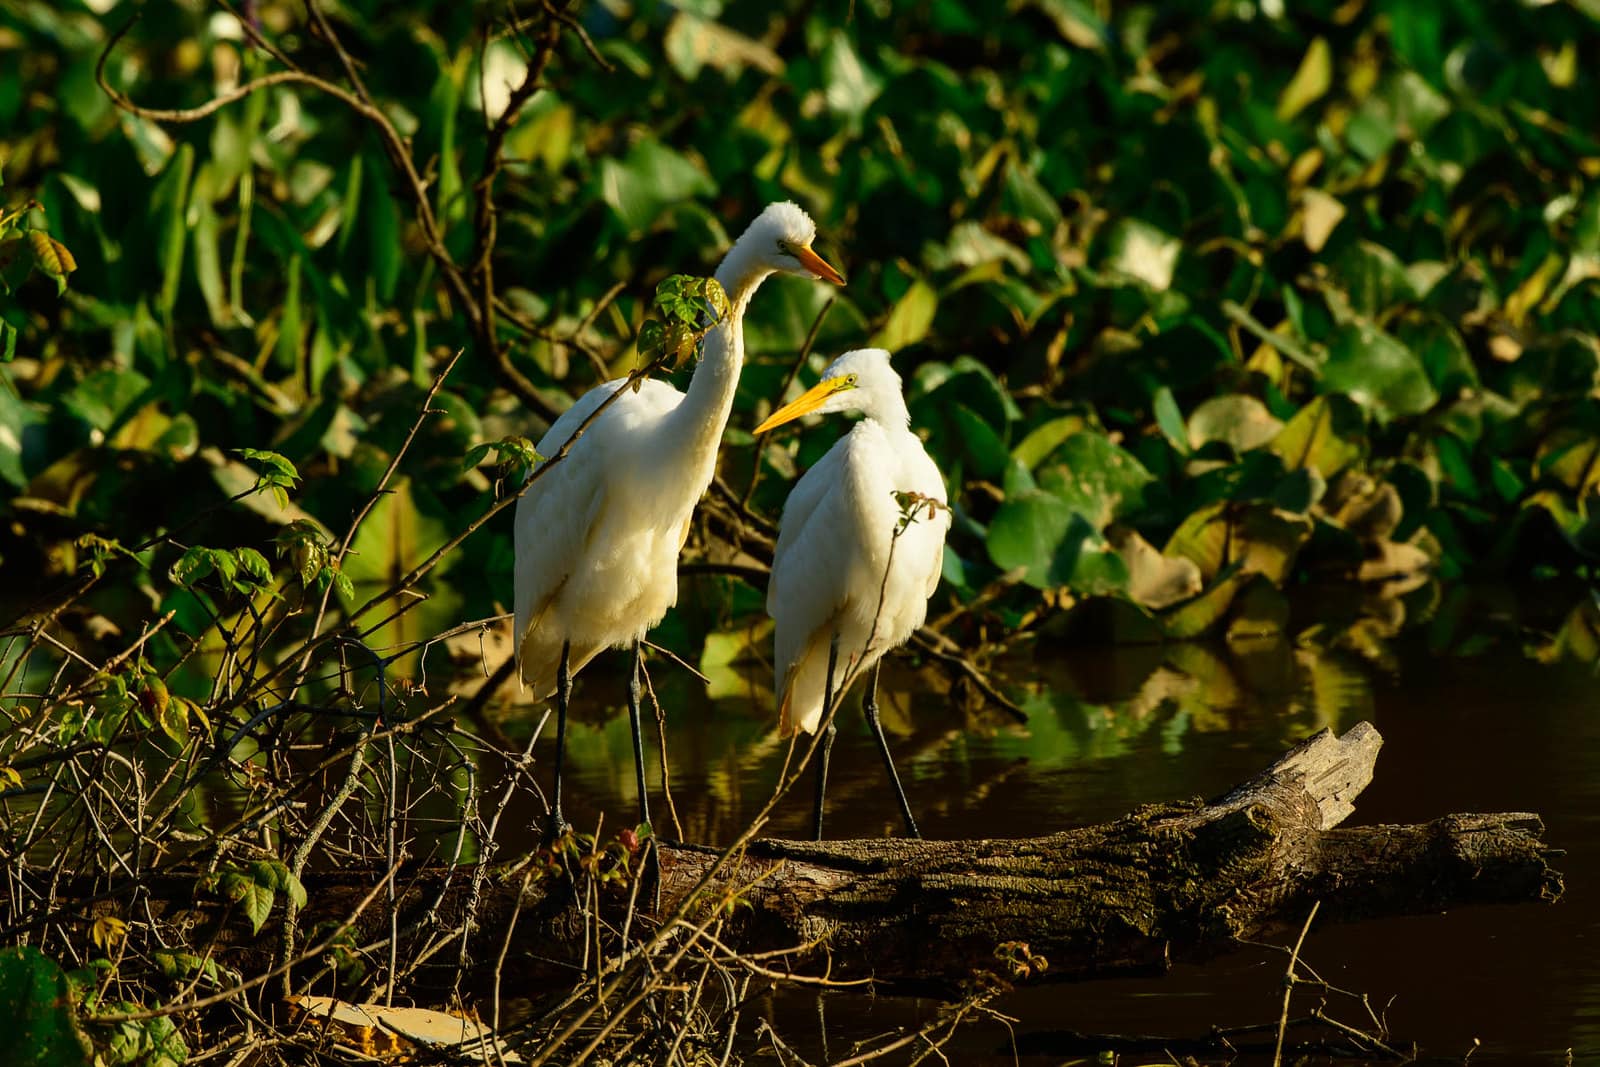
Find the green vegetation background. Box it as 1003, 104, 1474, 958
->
5, 0, 1600, 680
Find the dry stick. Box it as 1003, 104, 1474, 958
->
1221, 299, 1322, 374
280, 737, 375, 996
469, 11, 562, 396
905, 629, 1027, 724
741, 296, 835, 512
1272, 899, 1320, 1067
288, 349, 464, 702
90, 860, 402, 1024
638, 654, 685, 841
492, 867, 538, 1035
456, 715, 550, 992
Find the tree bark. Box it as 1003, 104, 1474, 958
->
42, 722, 1562, 995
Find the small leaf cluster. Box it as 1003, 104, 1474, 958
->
200, 859, 308, 935
169, 544, 275, 599
462, 435, 542, 495
234, 448, 301, 511
275, 519, 352, 601
66, 660, 208, 746
636, 274, 730, 371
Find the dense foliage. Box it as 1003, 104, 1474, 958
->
5, 1, 1600, 1062
5, 0, 1600, 678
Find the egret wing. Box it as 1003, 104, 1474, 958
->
512, 378, 681, 688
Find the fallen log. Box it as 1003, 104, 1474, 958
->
31, 722, 1562, 996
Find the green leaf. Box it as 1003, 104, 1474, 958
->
598, 138, 714, 234
276, 253, 303, 372
282, 869, 308, 910
986, 489, 1129, 592
1321, 323, 1438, 420
235, 547, 273, 585
156, 696, 189, 745
1159, 568, 1248, 640
237, 878, 274, 934
1153, 387, 1188, 454
1328, 241, 1418, 319
59, 368, 152, 433
1012, 415, 1090, 470
820, 30, 883, 118
190, 162, 227, 325
0, 385, 45, 489
1034, 431, 1155, 529
153, 143, 195, 318
1165, 502, 1313, 584
948, 402, 1011, 481
168, 547, 215, 586
0, 946, 91, 1067
869, 279, 937, 351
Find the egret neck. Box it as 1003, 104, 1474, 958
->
660, 244, 773, 472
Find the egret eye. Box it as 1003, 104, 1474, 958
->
842, 374, 858, 387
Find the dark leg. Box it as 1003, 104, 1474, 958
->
549, 641, 571, 837
812, 634, 840, 841
627, 640, 651, 828
864, 661, 920, 838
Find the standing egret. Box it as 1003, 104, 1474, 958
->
514, 202, 845, 833
756, 347, 950, 839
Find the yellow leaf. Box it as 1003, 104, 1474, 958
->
1277, 37, 1332, 121
29, 230, 76, 276
92, 915, 128, 951
0, 766, 21, 789
1505, 253, 1563, 326
1301, 189, 1346, 252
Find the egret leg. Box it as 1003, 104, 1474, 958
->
627, 640, 651, 829
864, 661, 920, 838
549, 641, 572, 837
812, 635, 840, 841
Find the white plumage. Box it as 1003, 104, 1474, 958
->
511, 202, 845, 828
758, 347, 950, 837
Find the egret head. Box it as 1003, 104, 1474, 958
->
754, 348, 903, 434
739, 202, 846, 285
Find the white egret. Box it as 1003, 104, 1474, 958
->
514, 202, 845, 833
756, 347, 950, 839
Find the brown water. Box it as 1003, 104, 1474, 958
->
498, 628, 1600, 1064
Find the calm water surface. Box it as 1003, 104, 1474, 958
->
488, 628, 1599, 1064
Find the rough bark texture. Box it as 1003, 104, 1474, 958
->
35, 722, 1562, 994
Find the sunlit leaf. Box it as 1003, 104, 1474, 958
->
1277, 37, 1332, 120
1035, 432, 1155, 528
869, 279, 937, 351
1187, 395, 1283, 454
1269, 396, 1363, 477
1102, 219, 1180, 291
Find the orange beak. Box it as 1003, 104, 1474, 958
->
793, 244, 846, 286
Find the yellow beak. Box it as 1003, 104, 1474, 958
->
793, 244, 846, 286
754, 377, 853, 435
